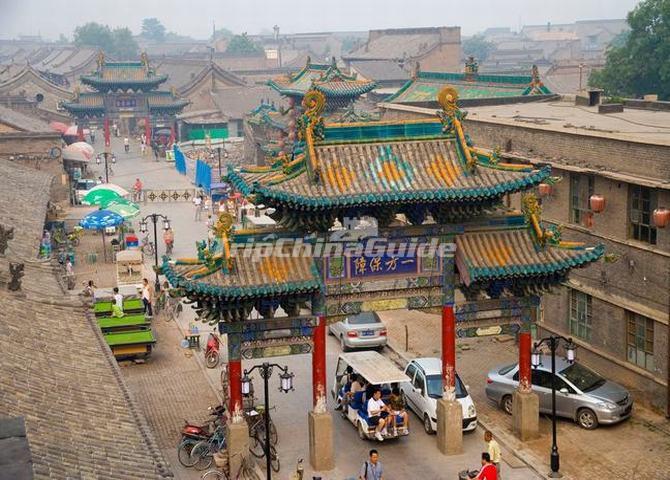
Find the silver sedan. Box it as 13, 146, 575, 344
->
328, 311, 387, 351
485, 355, 633, 429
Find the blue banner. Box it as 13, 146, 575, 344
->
195, 159, 212, 193
174, 144, 187, 175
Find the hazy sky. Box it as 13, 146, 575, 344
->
0, 0, 639, 40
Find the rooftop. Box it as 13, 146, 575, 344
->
0, 104, 54, 134
345, 26, 460, 61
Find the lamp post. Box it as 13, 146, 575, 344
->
532, 335, 576, 478
96, 152, 111, 183
216, 145, 228, 179
139, 213, 170, 293
241, 362, 294, 480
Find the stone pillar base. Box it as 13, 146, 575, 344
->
512, 390, 539, 441
308, 411, 334, 471
227, 421, 249, 476
436, 398, 463, 455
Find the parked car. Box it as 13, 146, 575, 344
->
75, 178, 97, 202
329, 311, 387, 351
400, 357, 477, 434
485, 355, 633, 429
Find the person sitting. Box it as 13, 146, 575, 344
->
367, 388, 390, 442
477, 452, 498, 480
113, 287, 124, 314
111, 298, 125, 318
388, 386, 410, 436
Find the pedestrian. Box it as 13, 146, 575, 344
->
194, 194, 203, 221
133, 178, 143, 202
96, 176, 103, 185
358, 449, 383, 480
83, 280, 96, 297
140, 142, 146, 156
163, 227, 174, 255
153, 144, 159, 161
142, 278, 154, 318
124, 137, 130, 153
113, 286, 124, 313
476, 452, 497, 480
204, 196, 212, 215
484, 431, 501, 478
111, 298, 125, 318
90, 128, 96, 143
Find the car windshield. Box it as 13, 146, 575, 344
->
425, 374, 466, 399
348, 312, 380, 325
560, 362, 606, 392
499, 363, 516, 376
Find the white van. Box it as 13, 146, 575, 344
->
400, 357, 477, 434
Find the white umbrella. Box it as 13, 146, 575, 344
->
89, 183, 130, 196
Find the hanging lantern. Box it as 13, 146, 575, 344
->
653, 207, 670, 228
589, 194, 606, 213
538, 183, 552, 197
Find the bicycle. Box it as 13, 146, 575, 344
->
141, 235, 155, 256
190, 425, 227, 471
201, 453, 260, 480
246, 405, 278, 458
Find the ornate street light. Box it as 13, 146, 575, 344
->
138, 213, 170, 292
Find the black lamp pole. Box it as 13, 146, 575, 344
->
98, 152, 109, 183
139, 213, 170, 293
533, 335, 575, 478
242, 362, 293, 480
217, 146, 222, 179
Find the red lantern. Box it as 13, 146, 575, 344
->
653, 207, 670, 228
538, 183, 552, 197
589, 194, 606, 213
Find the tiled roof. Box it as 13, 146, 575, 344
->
455, 228, 604, 286
345, 28, 445, 60
0, 161, 170, 479
81, 61, 168, 90
349, 60, 410, 83
386, 70, 552, 104
147, 91, 189, 108
164, 254, 321, 300
268, 60, 376, 98
229, 122, 550, 209
0, 104, 54, 133
78, 92, 104, 106
211, 85, 284, 120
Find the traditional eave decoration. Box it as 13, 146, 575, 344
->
81, 55, 168, 93
227, 86, 551, 216
267, 57, 376, 103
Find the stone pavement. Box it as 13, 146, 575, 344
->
380, 309, 670, 480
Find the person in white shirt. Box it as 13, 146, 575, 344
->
142, 278, 154, 317
194, 195, 203, 221
112, 287, 124, 313
367, 389, 390, 442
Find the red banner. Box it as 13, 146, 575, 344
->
169, 124, 176, 146
104, 117, 110, 148
144, 116, 151, 145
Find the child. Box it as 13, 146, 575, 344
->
111, 298, 125, 318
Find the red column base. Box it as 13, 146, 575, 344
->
312, 315, 327, 406
518, 331, 532, 390
228, 359, 242, 413
442, 304, 456, 387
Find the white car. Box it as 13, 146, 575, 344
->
400, 358, 477, 434
328, 311, 387, 351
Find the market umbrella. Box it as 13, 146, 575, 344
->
82, 189, 122, 206
106, 202, 140, 219
69, 141, 95, 159
50, 121, 69, 134
64, 125, 79, 136
89, 183, 129, 196
103, 197, 138, 209
79, 210, 124, 262
62, 146, 89, 162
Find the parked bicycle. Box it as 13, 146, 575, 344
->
141, 235, 155, 256
200, 453, 260, 480
246, 405, 278, 459
190, 424, 227, 471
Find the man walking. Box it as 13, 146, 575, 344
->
484, 431, 502, 478
142, 278, 154, 318
359, 449, 383, 480
133, 178, 143, 202
194, 195, 203, 221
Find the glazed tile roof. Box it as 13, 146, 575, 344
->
455, 228, 604, 286
228, 119, 550, 209
0, 161, 170, 479
268, 59, 376, 98
81, 61, 168, 91
147, 91, 189, 109
386, 70, 552, 104
164, 253, 321, 300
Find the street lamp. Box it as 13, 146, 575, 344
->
242, 362, 294, 480
96, 152, 110, 183
216, 145, 228, 179
532, 335, 577, 478
139, 213, 170, 293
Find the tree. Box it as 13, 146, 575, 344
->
73, 22, 114, 50
589, 0, 670, 100
214, 27, 234, 40
225, 33, 264, 56
111, 28, 139, 59
141, 18, 166, 42
462, 35, 495, 62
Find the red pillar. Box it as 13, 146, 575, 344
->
442, 304, 456, 388
77, 124, 85, 142
104, 117, 111, 149
144, 116, 151, 145
518, 331, 532, 390
169, 124, 176, 147
312, 315, 327, 406
228, 358, 242, 413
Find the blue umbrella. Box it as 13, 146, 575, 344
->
79, 210, 124, 262
79, 209, 124, 229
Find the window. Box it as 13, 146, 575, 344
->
569, 290, 592, 340
570, 174, 594, 226
405, 363, 417, 383
413, 371, 425, 393
627, 313, 654, 371
629, 185, 658, 244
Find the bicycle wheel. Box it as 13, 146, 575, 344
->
205, 350, 219, 369
175, 302, 183, 318
201, 470, 226, 480
191, 441, 213, 471
269, 420, 278, 446
177, 438, 199, 467
270, 446, 280, 473
249, 434, 265, 458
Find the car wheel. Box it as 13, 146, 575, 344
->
502, 395, 513, 415
423, 414, 434, 435
340, 335, 349, 352
577, 408, 599, 430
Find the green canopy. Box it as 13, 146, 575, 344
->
82, 189, 122, 206
102, 197, 139, 209
105, 202, 140, 219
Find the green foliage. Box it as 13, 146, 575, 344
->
462, 35, 495, 62
141, 18, 166, 42
73, 22, 138, 59
214, 27, 234, 39
589, 0, 670, 100
224, 33, 263, 56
